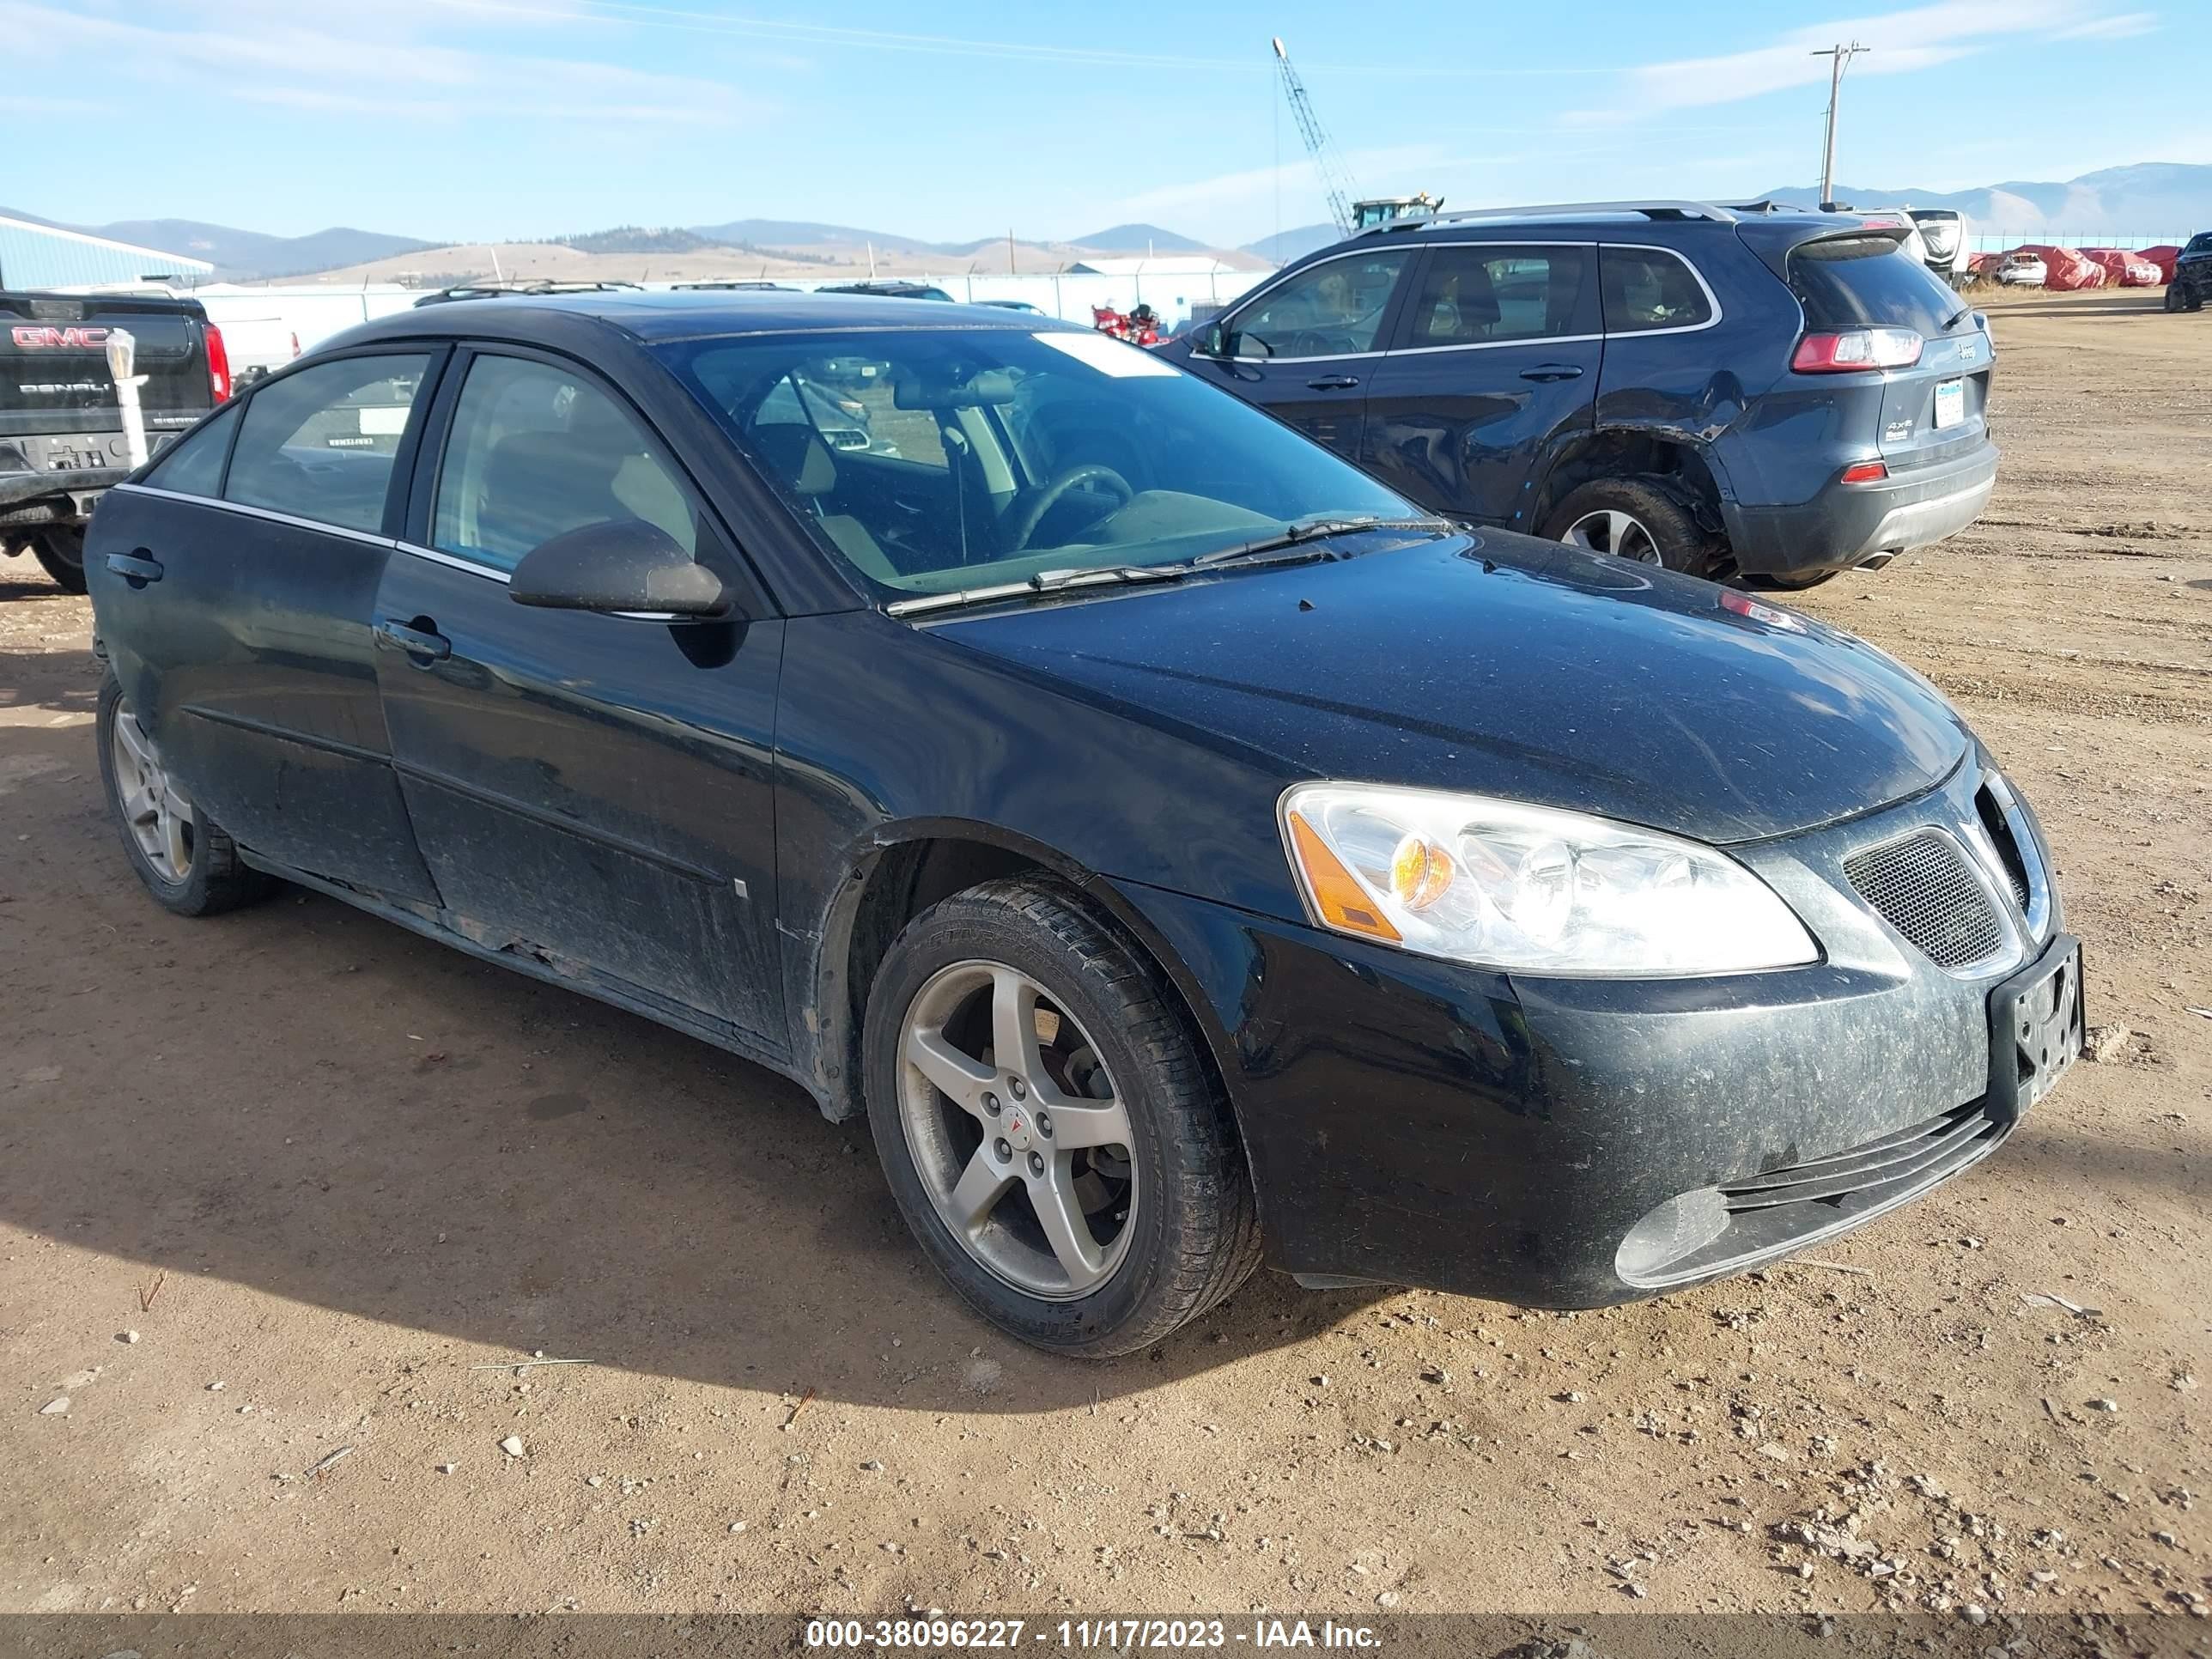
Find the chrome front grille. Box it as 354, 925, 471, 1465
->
1843, 830, 2005, 969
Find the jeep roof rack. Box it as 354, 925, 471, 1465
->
1353, 199, 1739, 237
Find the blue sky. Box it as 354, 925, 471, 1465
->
14, 0, 2202, 246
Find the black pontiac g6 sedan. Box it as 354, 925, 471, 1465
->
83, 293, 2084, 1356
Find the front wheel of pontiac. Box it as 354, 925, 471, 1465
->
863, 878, 1261, 1357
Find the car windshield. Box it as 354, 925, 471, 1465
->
655, 326, 1420, 597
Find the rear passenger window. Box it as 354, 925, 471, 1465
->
140, 401, 240, 498
1600, 248, 1715, 334
224, 355, 428, 534
433, 355, 699, 572
1404, 246, 1591, 346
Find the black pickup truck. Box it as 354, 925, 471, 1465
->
3, 289, 227, 592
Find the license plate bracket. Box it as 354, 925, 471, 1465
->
1934, 377, 1966, 429
1988, 934, 2083, 1121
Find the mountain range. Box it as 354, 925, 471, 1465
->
1754, 164, 2209, 232
10, 163, 2208, 283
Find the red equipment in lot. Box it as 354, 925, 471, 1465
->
2140, 245, 2183, 283
2081, 248, 2161, 286
1091, 303, 1164, 346
2012, 245, 2106, 291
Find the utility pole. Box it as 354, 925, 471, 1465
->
1810, 41, 1869, 210
1007, 228, 1016, 274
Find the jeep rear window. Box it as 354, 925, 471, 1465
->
1789, 235, 1966, 336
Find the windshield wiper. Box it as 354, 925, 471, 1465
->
884, 518, 1457, 619
1193, 514, 1455, 568
884, 561, 1193, 618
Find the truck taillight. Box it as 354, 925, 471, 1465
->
205, 322, 233, 403
1790, 327, 1923, 373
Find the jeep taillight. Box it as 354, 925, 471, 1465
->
205, 322, 232, 403
1791, 327, 1923, 373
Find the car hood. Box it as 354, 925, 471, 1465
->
930, 531, 1971, 846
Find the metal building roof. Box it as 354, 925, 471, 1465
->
0, 214, 215, 289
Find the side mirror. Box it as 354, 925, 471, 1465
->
509, 519, 732, 619
1194, 322, 1228, 358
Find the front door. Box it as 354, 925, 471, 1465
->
88, 349, 447, 902
1182, 247, 1414, 456
372, 347, 787, 1048
1360, 244, 1601, 528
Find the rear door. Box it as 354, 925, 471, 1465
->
373, 345, 787, 1048
88, 349, 446, 902
1783, 234, 1990, 472
1182, 247, 1415, 455
1358, 242, 1601, 526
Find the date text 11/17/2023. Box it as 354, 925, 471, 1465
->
803, 1617, 1383, 1650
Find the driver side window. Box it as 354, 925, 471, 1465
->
432, 355, 699, 573
1224, 251, 1410, 360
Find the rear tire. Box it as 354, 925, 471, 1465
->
863, 878, 1261, 1357
1540, 477, 1720, 578
1748, 568, 1839, 592
97, 673, 273, 917
32, 526, 86, 593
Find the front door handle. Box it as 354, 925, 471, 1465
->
374, 617, 451, 662
1305, 374, 1362, 390
1519, 364, 1586, 383
106, 550, 163, 587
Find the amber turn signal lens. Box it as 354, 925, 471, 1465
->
1286, 811, 1401, 943
1389, 833, 1456, 910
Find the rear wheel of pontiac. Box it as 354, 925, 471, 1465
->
863, 878, 1261, 1356
96, 673, 272, 917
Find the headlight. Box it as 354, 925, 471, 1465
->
1279, 782, 1819, 977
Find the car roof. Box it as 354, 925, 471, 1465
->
331, 289, 1066, 350
1291, 201, 1899, 268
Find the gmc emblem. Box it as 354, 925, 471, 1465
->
11, 325, 110, 349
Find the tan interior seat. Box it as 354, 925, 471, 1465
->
746, 424, 901, 585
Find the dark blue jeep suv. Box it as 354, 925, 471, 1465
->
1158, 200, 1998, 586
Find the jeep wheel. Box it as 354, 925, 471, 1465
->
1540, 478, 1719, 578
863, 878, 1261, 1357
32, 526, 87, 594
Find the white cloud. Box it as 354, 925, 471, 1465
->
1571, 2, 2156, 121
2049, 9, 2160, 37
0, 0, 760, 127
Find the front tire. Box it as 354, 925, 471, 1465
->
32, 526, 86, 593
97, 674, 272, 917
1540, 477, 1720, 577
863, 878, 1261, 1357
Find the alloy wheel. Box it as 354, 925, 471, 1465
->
896, 959, 1138, 1299
1561, 507, 1663, 564
111, 700, 195, 883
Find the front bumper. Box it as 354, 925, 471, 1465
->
1110, 759, 2069, 1307
1725, 438, 1998, 579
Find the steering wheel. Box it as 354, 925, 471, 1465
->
1284, 329, 1357, 357
1005, 464, 1134, 551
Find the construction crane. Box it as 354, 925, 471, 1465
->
1272, 37, 1358, 238
1271, 39, 1440, 238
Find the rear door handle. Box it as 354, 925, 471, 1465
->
1519, 364, 1586, 383
106, 550, 163, 587
1305, 374, 1362, 390
374, 617, 451, 662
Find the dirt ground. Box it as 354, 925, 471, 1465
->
1, 286, 2204, 1622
